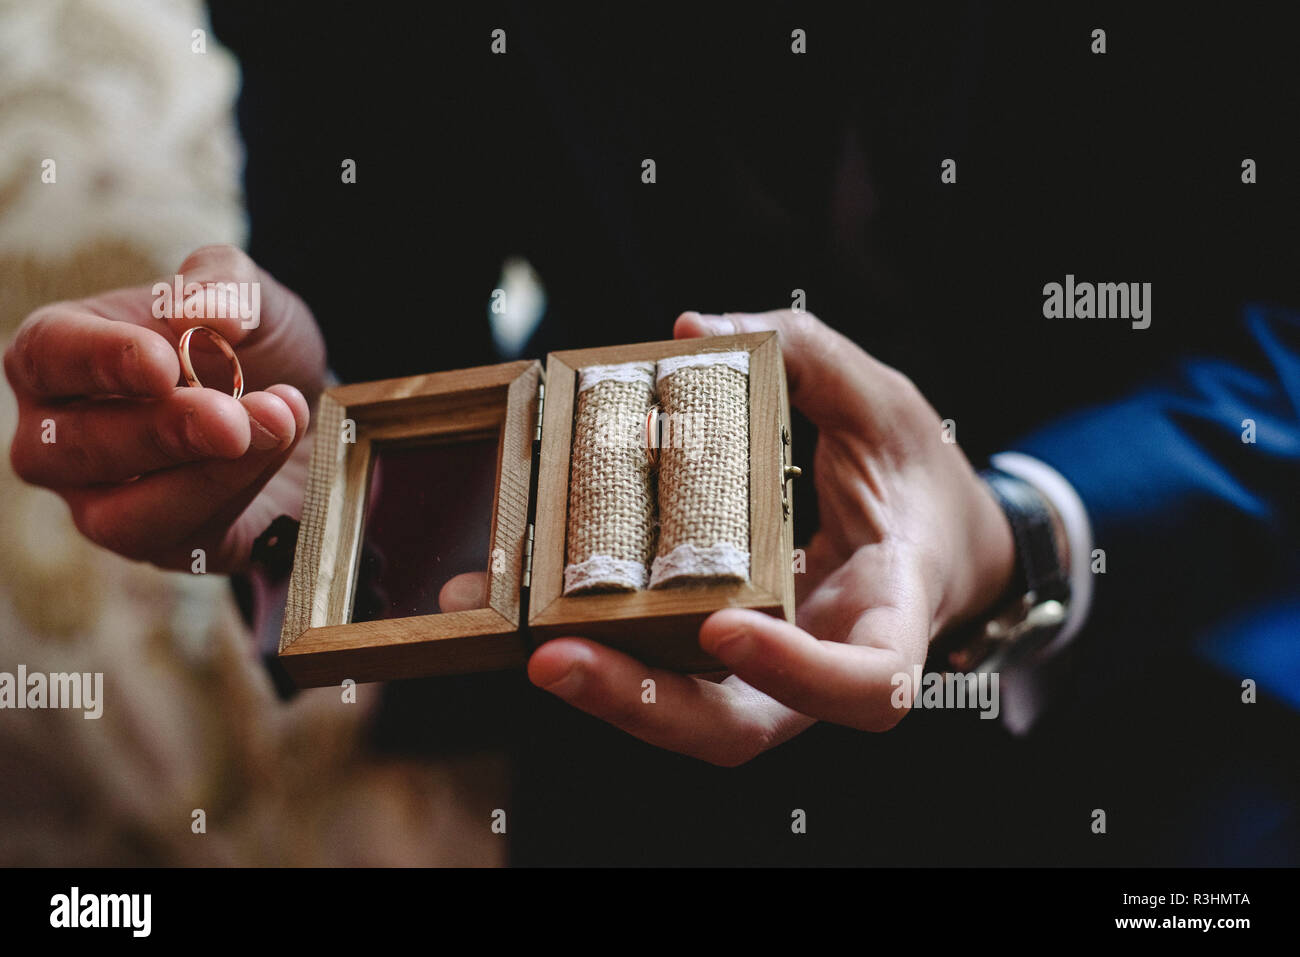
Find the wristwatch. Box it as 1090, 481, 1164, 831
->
930, 468, 1071, 673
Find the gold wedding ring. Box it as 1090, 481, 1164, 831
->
645, 406, 660, 467
178, 326, 244, 399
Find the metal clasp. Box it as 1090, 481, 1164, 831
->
781, 425, 799, 518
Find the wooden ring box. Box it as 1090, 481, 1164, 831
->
278, 332, 795, 688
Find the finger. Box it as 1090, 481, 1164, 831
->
794, 531, 841, 605
11, 388, 250, 487
161, 244, 310, 349
527, 637, 806, 766
698, 607, 920, 732
162, 245, 327, 405
185, 414, 314, 571
674, 309, 901, 432
440, 572, 488, 612
62, 386, 308, 562
156, 384, 315, 572
4, 308, 179, 399
64, 245, 327, 409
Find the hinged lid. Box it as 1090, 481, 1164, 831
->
277, 360, 542, 687
277, 334, 795, 687
522, 522, 536, 590
533, 380, 546, 443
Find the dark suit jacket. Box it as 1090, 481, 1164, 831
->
209, 2, 1300, 864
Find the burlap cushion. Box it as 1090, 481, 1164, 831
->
649, 353, 750, 587
563, 362, 658, 593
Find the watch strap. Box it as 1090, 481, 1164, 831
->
979, 468, 1069, 604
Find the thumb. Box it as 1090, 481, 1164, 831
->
162, 244, 317, 352
673, 310, 897, 432
163, 244, 328, 405
699, 606, 914, 732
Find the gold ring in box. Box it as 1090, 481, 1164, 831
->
277, 334, 795, 688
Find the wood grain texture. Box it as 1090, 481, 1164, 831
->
749, 333, 797, 620
279, 610, 527, 687
324, 432, 374, 627
278, 361, 541, 686
327, 361, 536, 416
281, 392, 344, 652
489, 362, 540, 626
543, 333, 773, 371
529, 354, 575, 610
528, 583, 783, 672
529, 332, 794, 672
281, 339, 793, 682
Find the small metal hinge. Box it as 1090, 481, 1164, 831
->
534, 381, 546, 442
522, 522, 536, 589
780, 425, 796, 518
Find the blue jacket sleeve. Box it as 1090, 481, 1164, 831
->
1010, 303, 1300, 656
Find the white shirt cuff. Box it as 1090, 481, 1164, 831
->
987, 452, 1096, 734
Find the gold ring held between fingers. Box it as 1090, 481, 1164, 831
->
178, 325, 244, 399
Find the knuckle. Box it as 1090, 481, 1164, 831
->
2, 342, 20, 390
85, 343, 117, 395
781, 311, 837, 367
56, 412, 118, 482
73, 501, 136, 557
188, 462, 238, 512
9, 433, 36, 483
61, 431, 100, 482
9, 413, 102, 486
708, 722, 772, 767
781, 309, 820, 340
109, 337, 141, 391
866, 703, 908, 733
873, 365, 928, 432
882, 365, 920, 404
9, 311, 53, 393
142, 414, 185, 465
603, 691, 650, 733
862, 676, 910, 732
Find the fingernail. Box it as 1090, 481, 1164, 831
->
705, 628, 754, 663
247, 413, 282, 451
539, 663, 584, 699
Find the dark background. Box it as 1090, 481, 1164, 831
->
208, 2, 1300, 865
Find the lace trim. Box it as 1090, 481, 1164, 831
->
656, 350, 749, 382
563, 554, 648, 594
577, 361, 656, 393
649, 542, 750, 588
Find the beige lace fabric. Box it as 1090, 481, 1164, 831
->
0, 2, 506, 865
650, 352, 750, 587
563, 362, 658, 593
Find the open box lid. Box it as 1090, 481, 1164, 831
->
277, 333, 793, 688
278, 360, 542, 686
